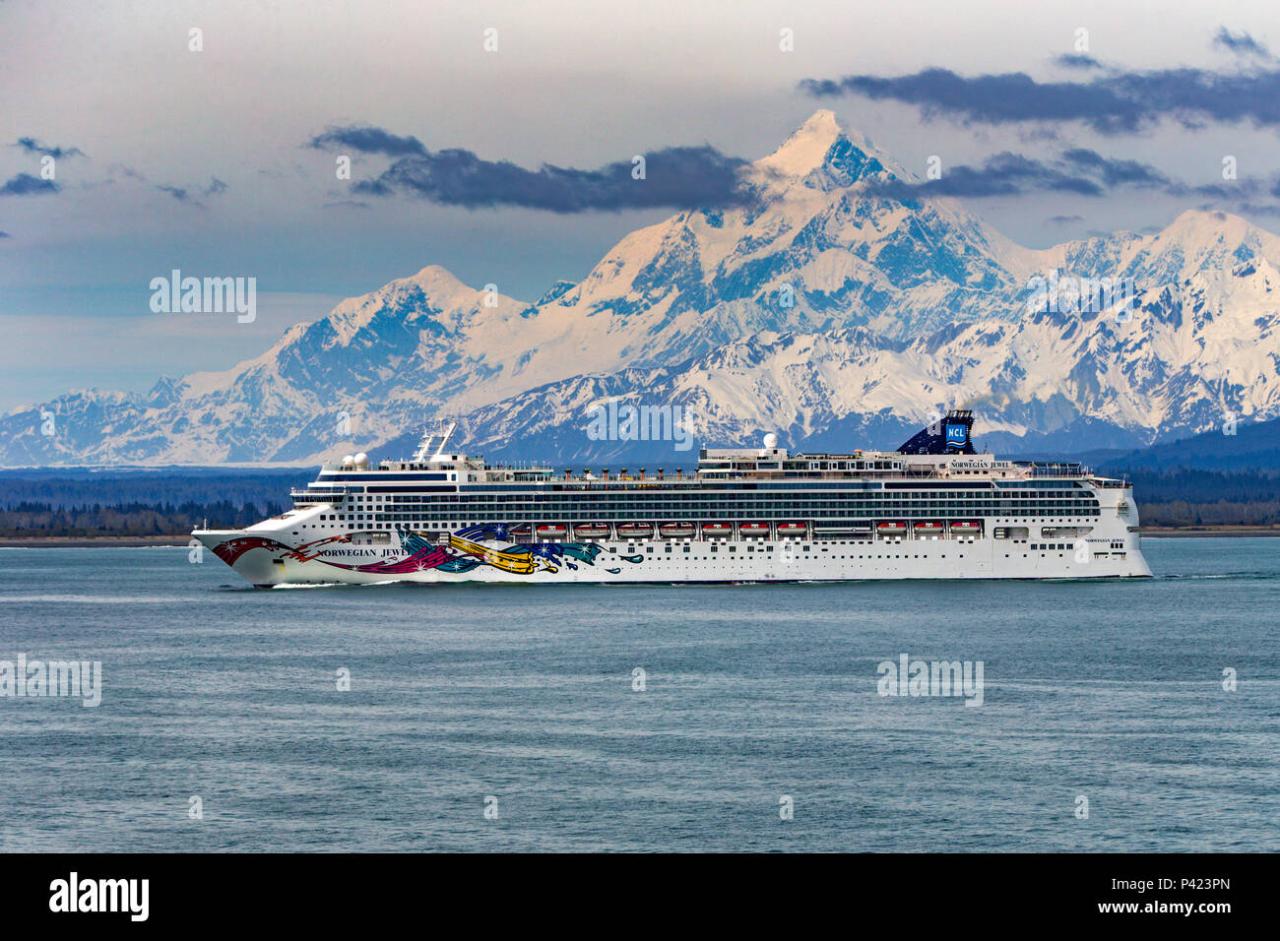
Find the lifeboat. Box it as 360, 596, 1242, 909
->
950, 520, 981, 533
739, 522, 770, 538
535, 523, 568, 539
658, 522, 696, 539
776, 521, 807, 536
573, 522, 611, 540
509, 524, 532, 541
876, 521, 907, 533
617, 522, 654, 539
913, 520, 944, 532
702, 522, 732, 538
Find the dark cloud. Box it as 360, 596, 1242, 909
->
0, 173, 60, 196
157, 184, 191, 202
1053, 53, 1102, 70
1236, 201, 1280, 217
800, 58, 1280, 134
1060, 148, 1168, 187
14, 137, 85, 159
308, 126, 427, 157
1213, 27, 1272, 59
863, 153, 1104, 200
1048, 214, 1084, 225
310, 124, 752, 212
862, 148, 1272, 205
156, 176, 227, 206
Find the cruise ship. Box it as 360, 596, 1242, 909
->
193, 412, 1151, 586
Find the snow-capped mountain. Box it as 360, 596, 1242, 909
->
412, 237, 1280, 463
0, 265, 532, 464
3, 111, 1279, 466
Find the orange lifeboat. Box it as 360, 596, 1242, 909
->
701, 522, 732, 538
658, 522, 696, 538
739, 522, 770, 537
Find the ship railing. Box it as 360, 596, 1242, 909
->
1091, 477, 1130, 489
290, 489, 347, 502
1024, 462, 1090, 478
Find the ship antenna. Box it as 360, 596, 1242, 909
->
431, 421, 457, 461
412, 426, 435, 463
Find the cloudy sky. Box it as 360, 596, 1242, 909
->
2, 0, 1279, 409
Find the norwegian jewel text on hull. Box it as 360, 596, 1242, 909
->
194, 412, 1152, 586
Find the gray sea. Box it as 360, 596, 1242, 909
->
0, 537, 1276, 853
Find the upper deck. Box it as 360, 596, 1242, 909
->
299, 439, 1123, 499
309, 446, 1095, 484
296, 410, 1129, 496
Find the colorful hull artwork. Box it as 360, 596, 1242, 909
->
210, 524, 645, 579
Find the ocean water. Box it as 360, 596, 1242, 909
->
0, 538, 1276, 853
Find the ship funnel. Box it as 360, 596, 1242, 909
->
897, 409, 977, 455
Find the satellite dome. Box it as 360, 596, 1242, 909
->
341, 454, 355, 466
763, 432, 779, 449
354, 452, 369, 468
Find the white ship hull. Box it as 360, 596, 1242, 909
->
194, 514, 1150, 587
193, 413, 1152, 587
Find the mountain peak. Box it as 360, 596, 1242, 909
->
403, 263, 470, 294
1151, 208, 1280, 264
1164, 207, 1249, 236
799, 108, 840, 135
755, 109, 893, 186
757, 110, 846, 177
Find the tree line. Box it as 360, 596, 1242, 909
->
0, 500, 285, 536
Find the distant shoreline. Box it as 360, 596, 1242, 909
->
2, 526, 1279, 548
1138, 526, 1280, 538
0, 535, 191, 548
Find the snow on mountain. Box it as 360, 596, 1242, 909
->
445, 253, 1280, 463
3, 112, 1279, 466
508, 107, 1033, 380
0, 265, 531, 464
